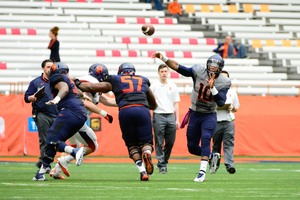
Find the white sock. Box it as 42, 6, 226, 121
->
39, 165, 47, 173
135, 160, 146, 173
200, 160, 208, 173
64, 146, 74, 154
65, 155, 74, 163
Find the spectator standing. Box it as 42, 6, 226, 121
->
150, 64, 180, 174
24, 59, 58, 171
210, 70, 239, 174
167, 0, 183, 21
75, 63, 158, 181
152, 52, 231, 182
48, 26, 60, 62
213, 35, 247, 59
145, 0, 163, 11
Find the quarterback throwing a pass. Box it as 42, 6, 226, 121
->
152, 52, 231, 182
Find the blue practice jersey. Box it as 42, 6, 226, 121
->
49, 73, 87, 119
24, 74, 58, 117
107, 74, 151, 109
178, 64, 231, 113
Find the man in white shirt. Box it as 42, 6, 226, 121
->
210, 70, 240, 174
150, 64, 180, 174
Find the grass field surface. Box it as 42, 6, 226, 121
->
0, 159, 300, 199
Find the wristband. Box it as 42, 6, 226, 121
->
53, 96, 61, 104
162, 56, 168, 62
99, 110, 107, 117
211, 86, 218, 95
74, 79, 82, 87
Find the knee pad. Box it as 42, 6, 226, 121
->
128, 146, 141, 159
140, 143, 153, 153
48, 140, 63, 152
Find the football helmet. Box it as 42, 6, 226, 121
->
118, 62, 135, 75
50, 62, 69, 76
89, 63, 109, 82
206, 54, 224, 78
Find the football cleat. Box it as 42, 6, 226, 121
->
159, 167, 167, 174
226, 166, 236, 174
140, 171, 149, 181
58, 157, 70, 177
194, 170, 206, 182
32, 172, 46, 181
209, 153, 221, 174
75, 147, 86, 166
49, 168, 65, 180
142, 152, 154, 175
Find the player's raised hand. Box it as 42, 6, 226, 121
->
207, 73, 216, 89
151, 52, 162, 59
151, 52, 170, 63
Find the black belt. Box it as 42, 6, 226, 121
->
154, 113, 173, 115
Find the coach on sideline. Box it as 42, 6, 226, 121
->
24, 59, 58, 171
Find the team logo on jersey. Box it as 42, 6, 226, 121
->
96, 66, 103, 74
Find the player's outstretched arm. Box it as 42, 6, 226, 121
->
151, 52, 179, 71
99, 94, 118, 107
74, 79, 112, 93
83, 100, 113, 123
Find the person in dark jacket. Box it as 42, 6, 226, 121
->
48, 26, 60, 62
24, 59, 58, 171
213, 35, 247, 59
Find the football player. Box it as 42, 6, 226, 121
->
74, 63, 157, 181
152, 52, 231, 182
33, 62, 87, 181
50, 63, 117, 179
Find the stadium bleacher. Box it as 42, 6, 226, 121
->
1, 0, 300, 96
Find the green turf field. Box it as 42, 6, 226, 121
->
0, 161, 299, 199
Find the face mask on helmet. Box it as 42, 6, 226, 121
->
118, 63, 136, 75
206, 55, 224, 78
50, 62, 69, 76
89, 63, 109, 82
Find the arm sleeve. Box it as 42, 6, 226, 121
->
214, 87, 229, 107
24, 81, 36, 103
213, 44, 221, 53
177, 64, 194, 77
51, 74, 65, 86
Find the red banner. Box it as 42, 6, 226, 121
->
1, 95, 300, 156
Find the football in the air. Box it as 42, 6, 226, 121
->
141, 24, 155, 36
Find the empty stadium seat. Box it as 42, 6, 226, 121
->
1, 0, 300, 96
